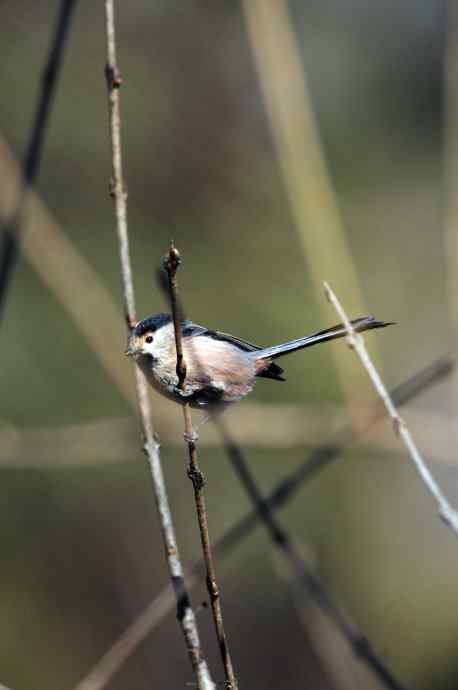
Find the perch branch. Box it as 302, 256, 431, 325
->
0, 0, 77, 322
324, 282, 458, 535
104, 3, 214, 688
163, 244, 238, 690
72, 353, 451, 690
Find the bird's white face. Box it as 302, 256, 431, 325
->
125, 330, 154, 357
125, 321, 175, 360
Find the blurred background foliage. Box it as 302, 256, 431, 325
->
0, 1, 456, 689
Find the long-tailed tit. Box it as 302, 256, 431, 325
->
125, 313, 392, 409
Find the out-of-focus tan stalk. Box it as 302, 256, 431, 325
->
1, 401, 456, 468
0, 133, 136, 408
241, 0, 380, 417
445, 2, 458, 440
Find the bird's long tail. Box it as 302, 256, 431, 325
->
255, 316, 393, 361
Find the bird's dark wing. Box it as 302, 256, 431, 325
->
182, 322, 261, 351
204, 329, 262, 352
181, 322, 209, 338
182, 323, 285, 381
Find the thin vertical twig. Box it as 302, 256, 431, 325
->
0, 0, 77, 322
324, 281, 458, 535
103, 4, 214, 689
164, 244, 239, 690
72, 354, 452, 690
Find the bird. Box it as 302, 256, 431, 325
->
125, 313, 392, 410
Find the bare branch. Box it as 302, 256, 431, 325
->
324, 281, 458, 535
72, 353, 451, 690
0, 0, 77, 322
163, 244, 238, 690
103, 4, 214, 688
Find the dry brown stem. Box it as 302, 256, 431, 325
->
163, 243, 239, 690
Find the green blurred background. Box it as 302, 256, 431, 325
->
0, 1, 456, 689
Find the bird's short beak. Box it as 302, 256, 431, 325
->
125, 346, 135, 357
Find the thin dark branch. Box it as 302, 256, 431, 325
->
103, 4, 214, 689
163, 244, 239, 690
0, 0, 77, 321
217, 417, 408, 690
72, 353, 452, 690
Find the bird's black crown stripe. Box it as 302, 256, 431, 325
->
134, 313, 172, 336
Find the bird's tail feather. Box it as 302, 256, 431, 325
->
255, 316, 393, 361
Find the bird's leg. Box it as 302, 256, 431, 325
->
183, 425, 199, 444
183, 414, 211, 443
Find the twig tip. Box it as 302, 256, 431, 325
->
163, 243, 181, 277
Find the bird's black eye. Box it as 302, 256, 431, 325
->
145, 335, 153, 344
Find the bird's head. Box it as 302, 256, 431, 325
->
125, 313, 172, 358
